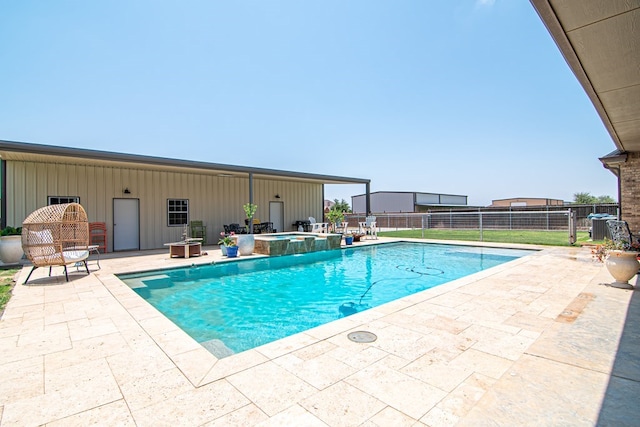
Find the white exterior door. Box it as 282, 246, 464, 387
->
113, 198, 140, 251
269, 201, 284, 233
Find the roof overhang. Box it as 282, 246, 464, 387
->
530, 1, 640, 155
0, 139, 370, 186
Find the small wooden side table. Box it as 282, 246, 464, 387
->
165, 241, 202, 258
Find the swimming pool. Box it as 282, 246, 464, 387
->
119, 242, 533, 358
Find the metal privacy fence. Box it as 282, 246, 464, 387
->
346, 209, 578, 244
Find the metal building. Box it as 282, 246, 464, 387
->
0, 140, 370, 251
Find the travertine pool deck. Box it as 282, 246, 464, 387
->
1, 238, 639, 426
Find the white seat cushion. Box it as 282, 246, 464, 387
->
62, 250, 89, 262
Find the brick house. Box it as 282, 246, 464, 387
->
531, 1, 640, 233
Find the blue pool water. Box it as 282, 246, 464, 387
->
118, 242, 533, 358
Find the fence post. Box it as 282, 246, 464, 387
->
421, 215, 425, 238
568, 208, 576, 245
547, 206, 550, 231
479, 211, 483, 242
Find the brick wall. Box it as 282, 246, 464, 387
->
620, 152, 640, 233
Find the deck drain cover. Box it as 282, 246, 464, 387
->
348, 331, 377, 343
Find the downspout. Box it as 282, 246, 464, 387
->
248, 172, 254, 234
615, 165, 622, 219
1, 159, 5, 229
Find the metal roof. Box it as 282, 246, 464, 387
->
0, 139, 370, 185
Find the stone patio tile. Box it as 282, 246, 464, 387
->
3, 326, 72, 364
17, 321, 69, 347
46, 399, 136, 427
503, 310, 553, 332
401, 352, 473, 393
421, 329, 477, 360
2, 358, 122, 425
291, 339, 338, 360
304, 316, 362, 340
227, 361, 318, 416
299, 381, 387, 427
44, 307, 89, 326
153, 328, 202, 357
201, 404, 269, 426
171, 346, 218, 386
426, 291, 475, 308
253, 404, 324, 427
199, 349, 269, 384
130, 379, 250, 426
68, 318, 119, 342
0, 355, 43, 405
361, 405, 421, 427
459, 354, 609, 426
0, 315, 38, 334
274, 352, 357, 390
345, 357, 447, 420
461, 324, 535, 361
106, 349, 177, 385
255, 331, 319, 360
118, 367, 194, 411
327, 345, 390, 370
422, 373, 496, 425
45, 332, 130, 371
137, 313, 183, 337
368, 324, 435, 361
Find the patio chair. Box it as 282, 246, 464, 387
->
309, 217, 328, 233
229, 223, 247, 234
21, 203, 91, 283
360, 216, 377, 239
335, 221, 349, 234
89, 222, 108, 253
190, 220, 207, 244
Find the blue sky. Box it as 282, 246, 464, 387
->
0, 1, 618, 206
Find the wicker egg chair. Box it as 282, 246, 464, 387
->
21, 203, 91, 284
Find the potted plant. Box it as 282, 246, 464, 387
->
592, 238, 640, 289
236, 203, 258, 255
350, 231, 366, 242
0, 226, 24, 264
225, 237, 238, 258
326, 207, 345, 233
218, 232, 235, 256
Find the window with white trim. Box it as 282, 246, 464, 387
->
48, 196, 80, 205
167, 199, 189, 226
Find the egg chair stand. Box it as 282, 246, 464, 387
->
21, 203, 91, 284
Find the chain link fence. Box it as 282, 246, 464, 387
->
345, 209, 579, 244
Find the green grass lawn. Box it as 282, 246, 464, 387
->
0, 268, 19, 316
378, 229, 591, 246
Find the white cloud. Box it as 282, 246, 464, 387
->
476, 0, 496, 7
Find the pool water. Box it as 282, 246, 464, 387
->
119, 242, 533, 358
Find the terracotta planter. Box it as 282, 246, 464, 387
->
605, 250, 639, 289
0, 235, 24, 264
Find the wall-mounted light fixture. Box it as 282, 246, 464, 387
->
275, 194, 281, 199
123, 188, 131, 194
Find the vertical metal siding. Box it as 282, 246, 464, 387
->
6, 160, 327, 250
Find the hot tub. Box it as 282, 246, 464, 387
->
253, 232, 342, 256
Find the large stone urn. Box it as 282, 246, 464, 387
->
605, 250, 640, 289
234, 234, 255, 256
0, 235, 24, 265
